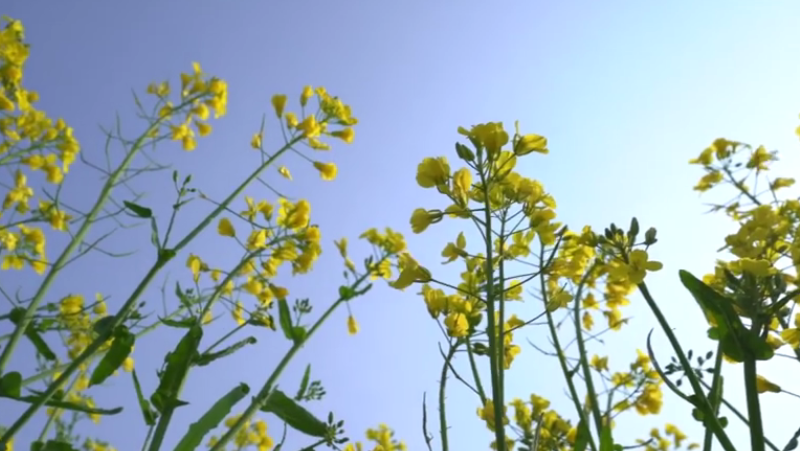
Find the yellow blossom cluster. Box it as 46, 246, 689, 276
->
688, 136, 799, 354
1, 16, 80, 275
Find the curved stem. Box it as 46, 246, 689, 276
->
438, 343, 457, 451
637, 282, 736, 451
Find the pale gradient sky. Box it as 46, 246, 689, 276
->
2, 1, 800, 450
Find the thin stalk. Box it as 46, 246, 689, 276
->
540, 251, 597, 451
697, 379, 780, 451
477, 157, 506, 451
571, 265, 604, 433
637, 283, 736, 451
465, 338, 487, 404
703, 342, 724, 451
497, 212, 507, 402
438, 344, 457, 451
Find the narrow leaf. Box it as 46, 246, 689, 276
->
295, 364, 312, 401
174, 383, 250, 451
261, 389, 328, 437
278, 298, 293, 341
151, 325, 203, 413
89, 328, 134, 387
131, 370, 157, 426
1, 393, 122, 415
159, 316, 195, 328
123, 200, 152, 218
195, 337, 257, 367
8, 308, 56, 361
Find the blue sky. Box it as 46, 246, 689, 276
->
2, 1, 800, 450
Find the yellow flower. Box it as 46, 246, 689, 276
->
611, 250, 663, 284
251, 132, 262, 149
278, 166, 292, 180
347, 315, 359, 335
312, 161, 337, 181
416, 157, 450, 188
218, 218, 236, 237
331, 127, 355, 143
444, 312, 468, 337
410, 208, 441, 234
195, 121, 212, 136
300, 85, 314, 106
755, 375, 781, 393
271, 94, 287, 118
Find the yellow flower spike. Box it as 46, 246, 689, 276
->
217, 218, 236, 237
271, 94, 287, 118
331, 127, 355, 143
347, 315, 359, 335
251, 132, 262, 149
278, 166, 292, 180
312, 161, 337, 181
195, 121, 212, 137
300, 85, 314, 107
755, 375, 781, 393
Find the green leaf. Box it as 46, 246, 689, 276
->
8, 308, 56, 361
599, 425, 614, 451
278, 298, 294, 341
261, 389, 328, 437
573, 419, 591, 451
0, 371, 22, 397
680, 270, 773, 362
150, 217, 161, 250
131, 370, 157, 426
295, 364, 312, 401
159, 316, 195, 328
123, 200, 152, 218
92, 315, 116, 336
32, 440, 78, 451
0, 393, 122, 416
151, 325, 203, 413
195, 337, 257, 367
173, 383, 250, 451
89, 327, 134, 387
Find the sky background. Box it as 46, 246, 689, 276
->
2, 1, 800, 450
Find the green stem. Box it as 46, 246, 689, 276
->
703, 342, 724, 451
465, 338, 487, 405
540, 252, 597, 451
571, 265, 604, 433
497, 213, 506, 403
209, 272, 373, 451
743, 354, 765, 451
477, 158, 506, 451
637, 283, 737, 451
697, 379, 780, 451
438, 344, 456, 451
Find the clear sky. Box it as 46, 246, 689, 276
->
2, 1, 800, 450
